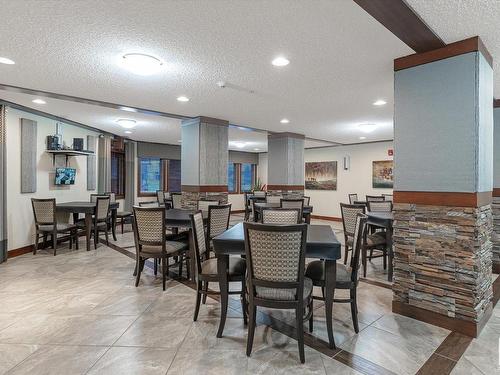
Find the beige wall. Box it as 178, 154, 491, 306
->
6, 107, 100, 250
258, 141, 394, 218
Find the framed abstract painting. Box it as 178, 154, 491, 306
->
305, 161, 337, 190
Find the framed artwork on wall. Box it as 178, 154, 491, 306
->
305, 161, 337, 190
372, 160, 393, 188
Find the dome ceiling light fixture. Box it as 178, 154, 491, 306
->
120, 53, 163, 76
116, 118, 137, 129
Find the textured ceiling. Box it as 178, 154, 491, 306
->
407, 0, 500, 98
0, 0, 412, 144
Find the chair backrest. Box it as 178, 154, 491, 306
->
266, 195, 282, 204
163, 198, 173, 210
156, 190, 166, 206
198, 200, 219, 212
340, 203, 365, 238
302, 196, 310, 206
90, 193, 110, 203
253, 191, 266, 198
190, 211, 208, 276
171, 193, 183, 209
366, 195, 385, 202
103, 192, 116, 203
95, 196, 111, 221
207, 204, 231, 239
262, 208, 301, 224
132, 206, 166, 254
367, 201, 393, 212
280, 199, 304, 219
349, 213, 368, 282
31, 198, 56, 226
348, 193, 358, 204
382, 194, 393, 202
244, 222, 308, 303
138, 201, 159, 207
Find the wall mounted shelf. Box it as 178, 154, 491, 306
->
46, 149, 94, 166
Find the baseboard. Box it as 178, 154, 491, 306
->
392, 300, 492, 338
310, 215, 342, 222
8, 244, 34, 258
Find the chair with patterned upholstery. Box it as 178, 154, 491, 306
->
366, 195, 385, 203
132, 206, 189, 290
31, 198, 78, 256
156, 190, 166, 207
280, 198, 304, 221
382, 194, 393, 202
78, 196, 111, 249
348, 193, 358, 204
261, 208, 301, 224
138, 201, 159, 207
253, 191, 266, 198
190, 211, 247, 321
104, 191, 133, 234
306, 213, 367, 334
197, 200, 220, 212
207, 204, 231, 257
266, 195, 282, 204
302, 196, 310, 206
367, 201, 392, 212
340, 203, 365, 265
243, 222, 312, 363
171, 193, 183, 209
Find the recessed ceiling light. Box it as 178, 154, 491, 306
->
0, 57, 15, 65
120, 53, 163, 76
272, 57, 290, 67
358, 123, 377, 133
120, 106, 137, 112
280, 118, 290, 124
32, 99, 46, 105
116, 119, 137, 129
373, 99, 387, 106
124, 130, 132, 134
177, 96, 189, 102
359, 136, 367, 140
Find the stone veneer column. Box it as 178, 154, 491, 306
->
392, 37, 494, 337
492, 105, 500, 272
180, 116, 228, 209
267, 132, 305, 196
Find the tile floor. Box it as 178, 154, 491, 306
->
0, 215, 498, 374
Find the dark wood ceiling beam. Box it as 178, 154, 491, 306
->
353, 0, 445, 53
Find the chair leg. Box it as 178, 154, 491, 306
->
362, 246, 367, 278
194, 280, 202, 321
383, 248, 387, 270
34, 233, 40, 254
246, 305, 257, 357
241, 277, 248, 325
162, 256, 167, 291
309, 300, 314, 333
135, 258, 143, 287
178, 254, 183, 278
296, 306, 305, 364
42, 233, 48, 249
343, 245, 349, 265
350, 287, 359, 333
94, 229, 98, 250
166, 257, 170, 277
121, 219, 124, 234
202, 281, 208, 304
104, 227, 109, 246
154, 259, 158, 276
74, 230, 79, 250
369, 248, 373, 261
52, 231, 57, 256
69, 233, 72, 250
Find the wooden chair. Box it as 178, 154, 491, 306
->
132, 206, 189, 290
266, 195, 282, 204
156, 190, 166, 207
243, 222, 312, 363
348, 193, 358, 204
302, 196, 311, 206
105, 191, 132, 235
340, 203, 365, 265
367, 201, 393, 212
244, 192, 251, 221
306, 213, 367, 334
382, 194, 393, 202
31, 198, 78, 256
190, 211, 247, 321
365, 201, 392, 264
78, 196, 111, 249
280, 198, 304, 221
197, 200, 219, 212
261, 208, 301, 224
171, 193, 183, 209
138, 201, 159, 207
366, 195, 384, 202
253, 191, 266, 198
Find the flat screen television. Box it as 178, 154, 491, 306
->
55, 168, 76, 185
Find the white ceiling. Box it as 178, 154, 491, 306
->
0, 0, 413, 145
407, 0, 500, 98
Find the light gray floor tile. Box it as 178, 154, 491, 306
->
0, 343, 39, 375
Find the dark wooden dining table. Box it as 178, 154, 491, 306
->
212, 222, 341, 349
164, 209, 208, 280
56, 201, 120, 252
366, 211, 394, 282
253, 202, 313, 223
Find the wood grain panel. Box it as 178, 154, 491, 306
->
310, 215, 342, 222
493, 188, 500, 197
181, 185, 228, 192
395, 36, 493, 71
393, 191, 492, 207
266, 184, 304, 190
8, 244, 33, 258
494, 99, 500, 108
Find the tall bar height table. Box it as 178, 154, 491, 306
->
56, 201, 119, 252
212, 222, 341, 349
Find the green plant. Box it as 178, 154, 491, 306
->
252, 178, 264, 191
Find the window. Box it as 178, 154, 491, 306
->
227, 163, 257, 194
111, 152, 125, 197
138, 158, 181, 195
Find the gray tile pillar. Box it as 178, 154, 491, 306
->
392, 37, 494, 337
267, 132, 305, 196
180, 116, 228, 209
